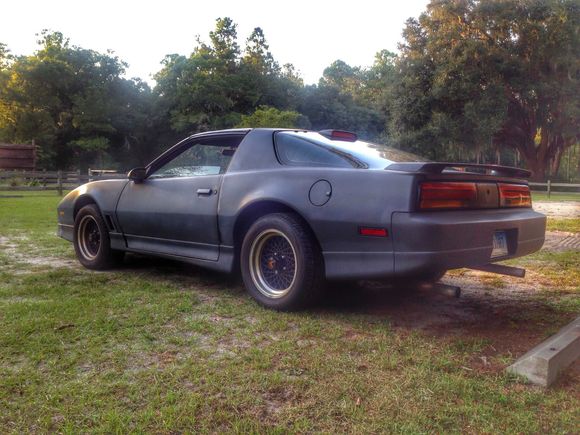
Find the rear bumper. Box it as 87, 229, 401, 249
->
323, 208, 545, 280
392, 208, 545, 275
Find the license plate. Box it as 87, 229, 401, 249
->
491, 231, 508, 258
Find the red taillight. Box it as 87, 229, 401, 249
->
419, 182, 477, 209
319, 129, 358, 142
499, 183, 532, 208
359, 227, 388, 237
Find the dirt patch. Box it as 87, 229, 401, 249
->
260, 388, 295, 421
323, 269, 578, 379
533, 201, 580, 218
0, 235, 76, 269
328, 275, 521, 332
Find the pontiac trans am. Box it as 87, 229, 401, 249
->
57, 128, 546, 310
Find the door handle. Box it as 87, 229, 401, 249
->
196, 188, 212, 196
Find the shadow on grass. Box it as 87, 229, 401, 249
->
119, 253, 243, 292
113, 253, 574, 357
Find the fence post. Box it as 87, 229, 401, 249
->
57, 170, 63, 196
547, 179, 551, 198
88, 168, 92, 182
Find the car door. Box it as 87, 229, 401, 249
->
116, 134, 242, 261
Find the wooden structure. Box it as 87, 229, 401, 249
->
0, 143, 36, 170
529, 181, 580, 198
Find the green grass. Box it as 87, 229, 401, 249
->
0, 192, 579, 432
532, 191, 580, 202
546, 217, 580, 233
507, 250, 580, 290
0, 190, 71, 257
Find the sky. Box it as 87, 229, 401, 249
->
1, 0, 430, 85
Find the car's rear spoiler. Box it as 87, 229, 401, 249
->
386, 162, 532, 179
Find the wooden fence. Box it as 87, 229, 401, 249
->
0, 169, 126, 195
529, 181, 580, 198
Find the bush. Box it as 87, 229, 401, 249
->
8, 177, 25, 187
236, 106, 309, 129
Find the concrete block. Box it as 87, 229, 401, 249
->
507, 316, 580, 387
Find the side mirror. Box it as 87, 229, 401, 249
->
127, 167, 147, 183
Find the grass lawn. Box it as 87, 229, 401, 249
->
0, 192, 578, 433
546, 218, 580, 233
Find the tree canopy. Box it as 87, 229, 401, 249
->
0, 4, 578, 180
0, 31, 157, 169
236, 106, 307, 129
392, 0, 579, 180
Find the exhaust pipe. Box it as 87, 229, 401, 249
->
432, 282, 462, 298
470, 263, 526, 278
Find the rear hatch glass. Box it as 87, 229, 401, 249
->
275, 131, 428, 169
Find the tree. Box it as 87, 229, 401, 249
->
154, 18, 304, 135
209, 17, 240, 71
320, 60, 362, 96
236, 106, 307, 128
299, 83, 384, 140
243, 27, 278, 75
298, 59, 386, 140
359, 50, 398, 143
0, 43, 11, 67
0, 31, 155, 169
393, 0, 579, 179
237, 27, 303, 111
363, 50, 398, 112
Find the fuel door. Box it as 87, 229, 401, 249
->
309, 180, 332, 206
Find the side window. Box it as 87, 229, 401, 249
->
150, 143, 236, 178
275, 133, 356, 168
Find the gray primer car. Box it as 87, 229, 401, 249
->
57, 128, 546, 310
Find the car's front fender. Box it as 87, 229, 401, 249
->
57, 179, 129, 241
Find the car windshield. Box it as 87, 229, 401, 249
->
275, 131, 428, 169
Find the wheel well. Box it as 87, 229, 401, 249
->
73, 195, 97, 219
233, 201, 323, 260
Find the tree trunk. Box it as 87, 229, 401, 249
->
495, 118, 574, 181
550, 146, 563, 178
525, 156, 547, 181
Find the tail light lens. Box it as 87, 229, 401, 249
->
499, 183, 532, 207
419, 182, 477, 209
359, 227, 388, 237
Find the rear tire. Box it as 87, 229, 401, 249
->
73, 204, 124, 270
240, 213, 323, 311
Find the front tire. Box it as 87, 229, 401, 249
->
73, 204, 123, 270
240, 213, 323, 311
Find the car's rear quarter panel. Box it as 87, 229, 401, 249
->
219, 167, 417, 279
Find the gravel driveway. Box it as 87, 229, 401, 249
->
533, 201, 580, 218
